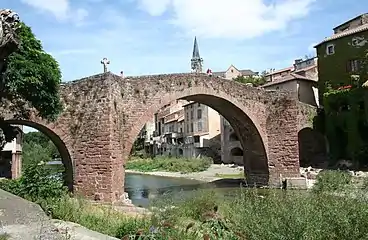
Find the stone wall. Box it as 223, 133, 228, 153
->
2, 72, 303, 202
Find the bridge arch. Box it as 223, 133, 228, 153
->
123, 85, 270, 185
5, 119, 74, 191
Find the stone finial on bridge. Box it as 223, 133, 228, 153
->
100, 57, 110, 73
0, 9, 20, 71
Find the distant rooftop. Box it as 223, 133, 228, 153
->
262, 73, 316, 88
315, 23, 368, 47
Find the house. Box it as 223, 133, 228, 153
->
262, 73, 319, 106
213, 65, 258, 80
314, 13, 368, 105
182, 101, 221, 159
264, 66, 294, 82
0, 125, 23, 179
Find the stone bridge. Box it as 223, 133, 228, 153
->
3, 72, 306, 203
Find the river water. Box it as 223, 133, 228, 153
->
124, 173, 243, 207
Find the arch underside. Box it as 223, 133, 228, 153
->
5, 119, 74, 191
127, 92, 270, 186
183, 95, 269, 185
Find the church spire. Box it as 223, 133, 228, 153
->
191, 36, 203, 73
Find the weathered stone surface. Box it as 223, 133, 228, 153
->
3, 72, 304, 202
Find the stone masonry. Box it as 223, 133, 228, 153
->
3, 72, 304, 203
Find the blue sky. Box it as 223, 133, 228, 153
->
2, 0, 365, 133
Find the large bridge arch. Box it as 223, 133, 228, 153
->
116, 72, 301, 188
5, 119, 74, 190
124, 91, 270, 185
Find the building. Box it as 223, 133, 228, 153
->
220, 56, 320, 164
182, 101, 221, 159
264, 66, 294, 82
0, 125, 23, 179
314, 13, 368, 104
213, 65, 258, 80
293, 57, 319, 81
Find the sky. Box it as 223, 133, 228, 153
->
2, 0, 365, 133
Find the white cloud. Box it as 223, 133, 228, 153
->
135, 0, 316, 39
137, 0, 171, 16
20, 0, 89, 24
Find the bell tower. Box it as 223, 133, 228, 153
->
191, 36, 203, 73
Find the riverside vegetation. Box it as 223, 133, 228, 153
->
1, 161, 368, 239
126, 156, 213, 173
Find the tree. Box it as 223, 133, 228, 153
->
0, 21, 63, 149
233, 71, 267, 87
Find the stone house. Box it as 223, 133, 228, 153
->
262, 73, 318, 107
264, 66, 294, 82
182, 101, 221, 160
0, 125, 23, 179
314, 13, 368, 106
213, 64, 258, 80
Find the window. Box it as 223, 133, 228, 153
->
194, 136, 200, 143
347, 59, 360, 72
198, 103, 201, 107
186, 112, 189, 120
198, 121, 203, 131
190, 110, 194, 119
186, 124, 189, 133
197, 109, 202, 119
326, 44, 335, 55
190, 123, 194, 132
190, 104, 193, 108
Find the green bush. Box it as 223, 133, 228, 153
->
312, 170, 352, 193
126, 156, 212, 173
0, 161, 67, 202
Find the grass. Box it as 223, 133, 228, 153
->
0, 234, 9, 240
2, 161, 368, 239
126, 156, 213, 173
44, 197, 150, 238
215, 172, 244, 179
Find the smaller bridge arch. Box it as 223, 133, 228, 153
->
5, 119, 74, 191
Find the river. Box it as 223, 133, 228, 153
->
124, 173, 243, 207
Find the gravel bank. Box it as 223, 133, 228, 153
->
126, 164, 244, 182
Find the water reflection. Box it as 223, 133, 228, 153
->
124, 173, 244, 207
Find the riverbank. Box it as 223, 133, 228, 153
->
3, 163, 368, 239
126, 164, 244, 182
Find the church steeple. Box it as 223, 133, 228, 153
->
191, 37, 203, 73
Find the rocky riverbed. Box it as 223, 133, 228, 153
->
125, 164, 244, 182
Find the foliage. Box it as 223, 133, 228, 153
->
0, 22, 63, 149
233, 72, 267, 87
0, 161, 67, 202
2, 159, 368, 239
22, 131, 59, 168
126, 156, 213, 173
312, 170, 352, 193
319, 50, 368, 166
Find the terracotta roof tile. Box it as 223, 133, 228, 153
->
262, 73, 316, 87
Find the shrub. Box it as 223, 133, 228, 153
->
312, 170, 352, 193
126, 156, 212, 173
0, 161, 68, 202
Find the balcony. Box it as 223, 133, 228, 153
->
165, 132, 183, 138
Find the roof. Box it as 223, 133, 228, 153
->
212, 66, 257, 77
294, 65, 317, 73
264, 66, 294, 76
314, 23, 368, 47
262, 73, 317, 87
333, 13, 368, 31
